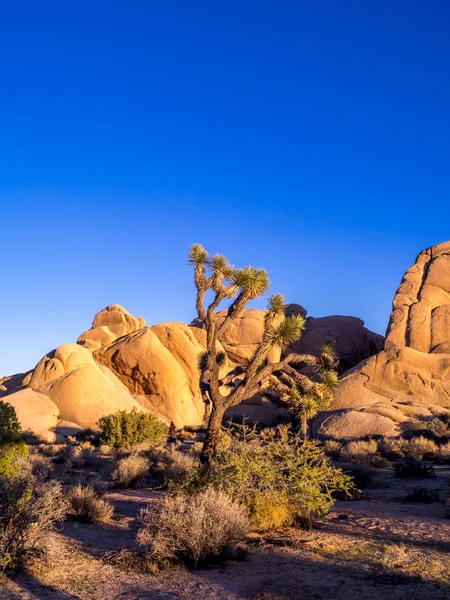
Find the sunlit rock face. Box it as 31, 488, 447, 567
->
323, 241, 450, 439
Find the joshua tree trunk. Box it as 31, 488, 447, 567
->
300, 418, 309, 438
201, 405, 226, 464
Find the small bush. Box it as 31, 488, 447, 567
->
151, 447, 200, 489
343, 439, 378, 461
40, 443, 63, 458
0, 442, 28, 478
112, 454, 149, 488
378, 437, 406, 459
402, 486, 439, 503
323, 439, 343, 458
0, 465, 67, 571
137, 489, 248, 567
344, 464, 375, 489
0, 401, 21, 445
437, 442, 450, 463
404, 436, 438, 460
98, 408, 168, 450
70, 485, 114, 523
30, 456, 52, 482
394, 458, 435, 479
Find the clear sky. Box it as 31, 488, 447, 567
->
1, 1, 450, 376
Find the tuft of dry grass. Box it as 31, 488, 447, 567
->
112, 454, 149, 488
343, 439, 378, 462
70, 485, 114, 523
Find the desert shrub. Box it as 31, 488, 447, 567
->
70, 485, 113, 523
403, 417, 449, 439
436, 441, 450, 463
378, 437, 407, 459
394, 458, 435, 479
343, 439, 378, 462
194, 425, 353, 530
404, 436, 438, 460
402, 486, 439, 503
112, 453, 149, 488
99, 444, 114, 456
150, 447, 200, 489
39, 443, 63, 458
0, 400, 21, 445
323, 439, 343, 458
30, 455, 52, 482
343, 463, 375, 489
0, 442, 28, 478
98, 408, 168, 450
137, 489, 248, 567
0, 463, 67, 571
369, 455, 391, 468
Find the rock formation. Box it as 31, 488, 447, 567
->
322, 241, 450, 439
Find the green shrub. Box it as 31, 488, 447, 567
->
98, 408, 168, 450
394, 458, 435, 479
0, 442, 28, 478
0, 464, 67, 571
0, 400, 21, 445
137, 489, 248, 567
112, 453, 149, 488
70, 485, 113, 523
191, 425, 353, 530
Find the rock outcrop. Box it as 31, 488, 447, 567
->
285, 315, 384, 374
78, 305, 145, 351
94, 323, 205, 428
325, 241, 450, 439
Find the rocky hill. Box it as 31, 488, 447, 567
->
1, 241, 448, 441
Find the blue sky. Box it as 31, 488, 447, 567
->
1, 1, 449, 375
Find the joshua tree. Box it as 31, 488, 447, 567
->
282, 353, 339, 437
189, 244, 339, 463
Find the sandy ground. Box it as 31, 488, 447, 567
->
2, 465, 450, 600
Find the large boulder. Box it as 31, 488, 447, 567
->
77, 304, 145, 351
94, 323, 205, 428
386, 241, 450, 353
5, 389, 60, 441
327, 241, 450, 437
190, 309, 283, 365
285, 315, 384, 374
29, 344, 145, 430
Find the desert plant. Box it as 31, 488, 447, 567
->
0, 401, 21, 445
189, 244, 338, 462
150, 447, 200, 489
0, 463, 67, 571
112, 453, 149, 488
394, 458, 435, 479
70, 484, 114, 523
378, 437, 407, 459
0, 441, 28, 478
193, 425, 353, 529
402, 486, 439, 503
323, 439, 343, 458
137, 489, 248, 567
30, 455, 52, 482
343, 439, 378, 461
436, 441, 450, 463
98, 408, 168, 450
404, 436, 438, 460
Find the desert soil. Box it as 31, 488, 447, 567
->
2, 465, 450, 600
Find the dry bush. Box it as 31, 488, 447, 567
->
39, 443, 63, 458
99, 444, 114, 456
437, 441, 450, 463
70, 484, 113, 523
0, 467, 67, 571
343, 439, 378, 462
404, 436, 438, 460
151, 447, 200, 489
30, 455, 52, 482
323, 440, 343, 458
112, 453, 149, 488
394, 458, 435, 479
378, 437, 407, 459
137, 489, 248, 567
